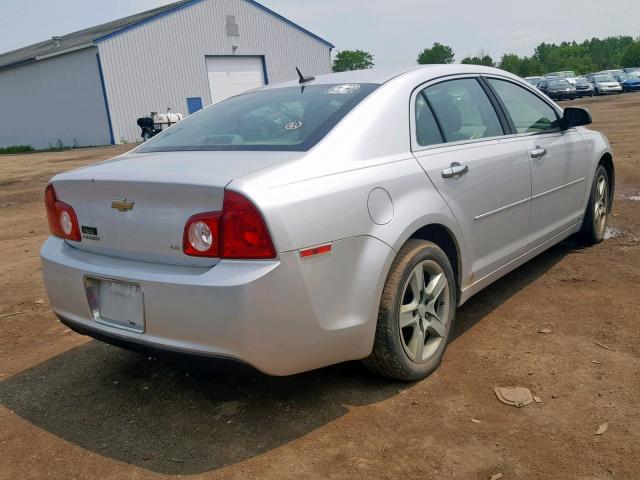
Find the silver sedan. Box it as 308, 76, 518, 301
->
41, 65, 614, 380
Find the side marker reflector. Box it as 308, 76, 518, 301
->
300, 243, 332, 258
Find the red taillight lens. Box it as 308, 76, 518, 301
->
182, 191, 275, 259
45, 184, 81, 241
221, 191, 276, 259
183, 211, 221, 257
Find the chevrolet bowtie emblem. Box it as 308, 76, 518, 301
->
111, 199, 135, 212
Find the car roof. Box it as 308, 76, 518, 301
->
261, 64, 519, 89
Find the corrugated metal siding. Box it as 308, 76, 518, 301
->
98, 0, 332, 143
0, 47, 111, 149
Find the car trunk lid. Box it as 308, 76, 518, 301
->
51, 150, 299, 266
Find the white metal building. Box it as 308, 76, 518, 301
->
0, 0, 333, 148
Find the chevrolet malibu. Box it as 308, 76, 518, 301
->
41, 65, 614, 381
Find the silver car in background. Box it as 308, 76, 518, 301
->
588, 74, 623, 95
41, 65, 614, 381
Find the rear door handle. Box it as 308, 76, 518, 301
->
441, 162, 469, 178
530, 146, 547, 159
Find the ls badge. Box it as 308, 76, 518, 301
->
111, 199, 134, 212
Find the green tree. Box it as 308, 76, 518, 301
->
621, 41, 640, 67
332, 50, 374, 72
461, 54, 495, 67
417, 43, 455, 64
499, 53, 522, 74
499, 36, 636, 77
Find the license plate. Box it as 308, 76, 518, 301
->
85, 277, 145, 332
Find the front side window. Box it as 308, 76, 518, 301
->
422, 79, 504, 143
487, 79, 560, 134
138, 83, 378, 152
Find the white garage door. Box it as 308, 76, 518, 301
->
206, 56, 265, 104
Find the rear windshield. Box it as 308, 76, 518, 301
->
138, 83, 378, 152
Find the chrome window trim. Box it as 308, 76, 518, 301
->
409, 74, 516, 154
480, 74, 566, 135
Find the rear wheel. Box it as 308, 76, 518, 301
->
363, 240, 456, 381
578, 165, 610, 245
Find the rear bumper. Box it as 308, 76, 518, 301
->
597, 86, 622, 93
41, 236, 393, 375
58, 314, 258, 374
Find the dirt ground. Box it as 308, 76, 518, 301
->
1, 93, 639, 480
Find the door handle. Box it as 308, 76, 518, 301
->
530, 146, 547, 159
441, 162, 469, 178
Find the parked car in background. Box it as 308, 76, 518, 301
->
544, 71, 577, 84
596, 69, 625, 76
40, 65, 614, 381
524, 76, 543, 87
538, 78, 577, 100
588, 74, 623, 95
623, 67, 639, 76
575, 78, 595, 97
614, 74, 640, 92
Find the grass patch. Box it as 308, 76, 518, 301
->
0, 145, 35, 154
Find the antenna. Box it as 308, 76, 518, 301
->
296, 67, 315, 84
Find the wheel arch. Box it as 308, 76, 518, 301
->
407, 223, 462, 303
598, 152, 615, 212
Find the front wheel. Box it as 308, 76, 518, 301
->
578, 165, 610, 245
363, 240, 456, 381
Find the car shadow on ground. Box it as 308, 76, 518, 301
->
0, 243, 576, 475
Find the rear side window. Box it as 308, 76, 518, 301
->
138, 83, 378, 152
487, 79, 559, 133
415, 93, 443, 146
422, 78, 504, 143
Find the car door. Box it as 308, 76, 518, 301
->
411, 77, 532, 281
485, 77, 589, 247
538, 80, 548, 95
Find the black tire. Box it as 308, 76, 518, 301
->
363, 239, 457, 381
578, 164, 610, 245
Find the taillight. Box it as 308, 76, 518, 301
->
45, 184, 81, 241
182, 212, 221, 257
183, 190, 275, 259
221, 191, 276, 259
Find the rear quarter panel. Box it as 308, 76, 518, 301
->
230, 76, 470, 293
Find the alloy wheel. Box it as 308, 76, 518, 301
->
594, 174, 608, 237
398, 260, 450, 363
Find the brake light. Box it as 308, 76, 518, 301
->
45, 184, 81, 241
221, 191, 275, 259
183, 212, 221, 257
183, 191, 275, 259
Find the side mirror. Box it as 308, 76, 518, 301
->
561, 107, 592, 130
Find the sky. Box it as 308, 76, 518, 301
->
1, 0, 638, 66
